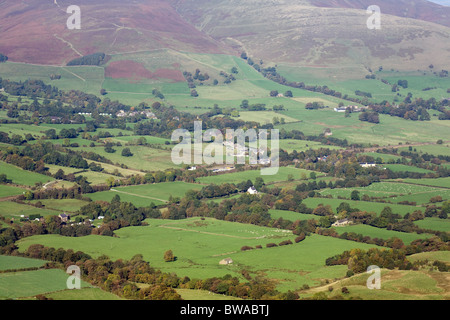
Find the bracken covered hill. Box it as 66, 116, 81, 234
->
0, 0, 449, 71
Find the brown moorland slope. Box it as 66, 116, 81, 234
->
0, 0, 230, 65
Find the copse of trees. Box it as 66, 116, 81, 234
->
0, 53, 8, 63
67, 53, 108, 66
359, 111, 380, 124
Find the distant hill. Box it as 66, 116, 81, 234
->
0, 0, 449, 72
427, 0, 450, 6
309, 0, 450, 27
174, 0, 450, 71
0, 0, 230, 65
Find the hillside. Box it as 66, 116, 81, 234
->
0, 0, 449, 72
310, 0, 450, 27
174, 0, 450, 71
0, 0, 230, 65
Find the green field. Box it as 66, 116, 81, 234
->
45, 287, 123, 300
303, 268, 449, 300
0, 201, 57, 220
237, 111, 299, 125
0, 62, 104, 95
319, 182, 450, 205
16, 217, 377, 291
414, 218, 450, 233
26, 199, 89, 213
392, 177, 450, 189
0, 185, 26, 198
269, 209, 317, 222
399, 144, 450, 157
0, 161, 54, 186
331, 224, 432, 245
279, 139, 344, 153
0, 255, 47, 271
383, 164, 435, 174
358, 152, 406, 163
196, 167, 323, 185
71, 145, 177, 172
303, 197, 419, 217
88, 182, 204, 206
0, 269, 92, 299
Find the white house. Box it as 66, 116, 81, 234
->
247, 186, 259, 195
219, 258, 233, 265
360, 163, 377, 168
332, 219, 351, 227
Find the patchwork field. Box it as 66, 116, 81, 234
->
393, 177, 450, 189
71, 145, 177, 172
0, 268, 92, 300
16, 217, 378, 291
302, 269, 450, 300
302, 197, 420, 217
0, 162, 54, 187
383, 164, 435, 174
0, 201, 57, 220
319, 182, 449, 206
414, 218, 450, 233
0, 185, 27, 198
331, 224, 432, 245
0, 255, 47, 271
269, 209, 317, 222
87, 182, 205, 206
399, 144, 450, 157
196, 166, 324, 185
25, 199, 89, 214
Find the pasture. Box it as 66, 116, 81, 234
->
0, 268, 92, 299
383, 164, 435, 174
196, 166, 323, 185
16, 217, 377, 291
414, 218, 450, 233
302, 197, 419, 217
45, 287, 123, 300
303, 269, 449, 300
279, 139, 343, 153
71, 145, 177, 172
319, 182, 449, 205
0, 255, 47, 271
399, 144, 450, 157
26, 199, 89, 213
0, 201, 57, 220
87, 181, 204, 207
391, 177, 450, 189
331, 224, 432, 245
0, 185, 26, 198
269, 209, 316, 222
0, 62, 104, 95
0, 161, 54, 186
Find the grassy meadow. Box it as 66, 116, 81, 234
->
331, 224, 432, 245
87, 181, 205, 206
16, 217, 378, 291
196, 166, 323, 185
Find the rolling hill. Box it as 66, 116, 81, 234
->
0, 0, 230, 65
0, 0, 449, 73
174, 0, 450, 71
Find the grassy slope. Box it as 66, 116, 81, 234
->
16, 217, 377, 291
